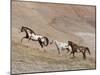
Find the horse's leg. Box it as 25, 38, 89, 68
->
28, 35, 33, 42
36, 39, 44, 51
55, 44, 61, 54
41, 42, 47, 52
21, 37, 27, 43
69, 51, 73, 55
57, 47, 61, 55
70, 51, 75, 58
41, 44, 47, 52
82, 51, 86, 59
72, 50, 76, 57
38, 39, 43, 48
57, 48, 60, 54
40, 42, 43, 48
86, 47, 91, 55
72, 51, 75, 57
43, 46, 47, 52
28, 37, 31, 42
66, 48, 70, 53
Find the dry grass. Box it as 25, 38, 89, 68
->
12, 41, 95, 74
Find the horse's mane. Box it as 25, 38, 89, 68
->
22, 26, 36, 34
68, 41, 78, 47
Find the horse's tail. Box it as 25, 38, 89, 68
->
43, 37, 49, 46
86, 47, 91, 55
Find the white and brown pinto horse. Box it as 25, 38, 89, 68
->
50, 40, 71, 55
20, 26, 49, 48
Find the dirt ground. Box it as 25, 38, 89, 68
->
11, 1, 96, 74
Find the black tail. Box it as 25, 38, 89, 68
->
86, 47, 91, 55
43, 37, 49, 46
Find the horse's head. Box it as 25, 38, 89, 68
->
21, 26, 24, 32
68, 41, 77, 47
68, 41, 73, 46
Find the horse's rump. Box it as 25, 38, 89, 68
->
42, 37, 49, 46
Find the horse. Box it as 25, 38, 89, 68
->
20, 26, 49, 48
50, 40, 70, 55
68, 41, 91, 59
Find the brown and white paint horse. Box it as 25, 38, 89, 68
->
20, 26, 49, 48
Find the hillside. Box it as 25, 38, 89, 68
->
12, 1, 96, 74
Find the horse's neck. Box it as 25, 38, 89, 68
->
54, 40, 59, 48
23, 29, 29, 36
69, 43, 73, 48
25, 27, 36, 34
23, 28, 35, 35
23, 28, 27, 33
54, 40, 59, 45
55, 40, 62, 44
